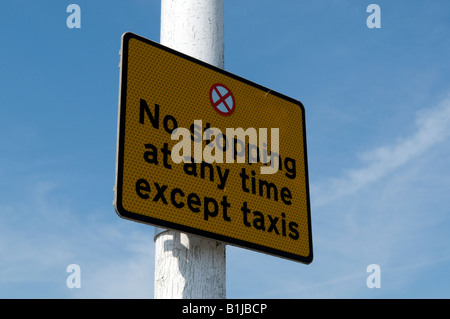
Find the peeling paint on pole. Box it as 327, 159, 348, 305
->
160, 0, 224, 68
154, 232, 226, 298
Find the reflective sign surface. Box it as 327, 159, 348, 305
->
115, 32, 313, 263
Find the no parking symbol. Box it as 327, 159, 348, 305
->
210, 83, 235, 116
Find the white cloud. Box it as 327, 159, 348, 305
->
70, 236, 155, 299
312, 94, 450, 207
268, 93, 450, 298
0, 180, 155, 298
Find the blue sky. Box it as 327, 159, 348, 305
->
1, 0, 449, 298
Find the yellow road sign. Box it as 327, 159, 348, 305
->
114, 32, 313, 263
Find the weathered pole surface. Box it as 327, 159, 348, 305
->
154, 0, 226, 299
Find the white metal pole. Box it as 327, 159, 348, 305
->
154, 0, 226, 299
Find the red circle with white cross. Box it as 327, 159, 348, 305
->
209, 83, 235, 116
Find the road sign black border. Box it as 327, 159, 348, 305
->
114, 32, 313, 264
